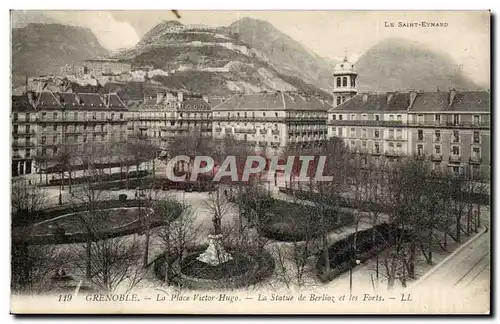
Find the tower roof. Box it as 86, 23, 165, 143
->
333, 58, 357, 76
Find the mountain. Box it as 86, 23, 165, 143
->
11, 23, 109, 82
227, 18, 338, 90
115, 19, 333, 97
10, 10, 57, 28
355, 38, 479, 92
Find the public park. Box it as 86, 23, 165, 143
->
11, 135, 491, 296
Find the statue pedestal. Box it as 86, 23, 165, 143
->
197, 234, 233, 266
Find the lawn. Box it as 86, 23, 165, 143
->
32, 207, 149, 236
243, 198, 354, 242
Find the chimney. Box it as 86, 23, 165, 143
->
202, 95, 209, 103
177, 91, 184, 102
166, 92, 175, 102
55, 92, 62, 105
449, 88, 457, 106
386, 92, 394, 105
75, 94, 83, 105
409, 89, 417, 108
156, 92, 165, 104
27, 91, 35, 107
362, 94, 368, 104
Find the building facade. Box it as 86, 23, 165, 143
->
127, 91, 212, 149
328, 89, 491, 177
212, 92, 330, 155
11, 91, 128, 177
60, 64, 88, 77
82, 59, 132, 76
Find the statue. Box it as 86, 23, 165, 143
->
212, 214, 222, 235
197, 213, 232, 266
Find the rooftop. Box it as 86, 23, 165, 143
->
330, 90, 491, 113
213, 92, 332, 111
12, 92, 128, 111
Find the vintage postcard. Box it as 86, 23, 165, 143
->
10, 10, 491, 314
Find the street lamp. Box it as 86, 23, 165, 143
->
349, 259, 361, 294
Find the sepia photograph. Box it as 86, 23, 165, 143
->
8, 9, 491, 315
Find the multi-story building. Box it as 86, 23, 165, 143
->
212, 92, 331, 155
82, 59, 132, 76
127, 91, 212, 149
11, 91, 128, 177
60, 64, 88, 77
328, 89, 491, 177
406, 89, 490, 177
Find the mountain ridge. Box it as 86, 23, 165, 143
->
12, 23, 109, 81
354, 37, 479, 92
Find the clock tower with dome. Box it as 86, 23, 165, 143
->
333, 55, 358, 107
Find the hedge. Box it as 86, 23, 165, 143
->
316, 223, 414, 283
153, 245, 275, 290
40, 170, 149, 187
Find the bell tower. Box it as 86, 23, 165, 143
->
333, 54, 358, 107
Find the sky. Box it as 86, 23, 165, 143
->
11, 10, 491, 87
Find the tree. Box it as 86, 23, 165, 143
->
11, 243, 72, 295
111, 138, 134, 189
76, 236, 146, 293
70, 143, 110, 279
379, 157, 424, 288
272, 199, 318, 290
156, 199, 201, 284
11, 180, 60, 294
204, 187, 233, 236
53, 142, 78, 193
239, 184, 274, 253
11, 179, 47, 226
364, 165, 387, 279
127, 133, 159, 186
215, 135, 257, 234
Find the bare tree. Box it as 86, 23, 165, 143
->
11, 244, 73, 295
126, 133, 159, 188
11, 180, 62, 294
272, 210, 318, 290
216, 135, 257, 234
70, 143, 109, 279
76, 236, 146, 293
53, 141, 79, 193
156, 199, 202, 284
238, 184, 274, 253
204, 187, 233, 236
11, 179, 48, 225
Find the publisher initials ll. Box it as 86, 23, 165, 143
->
401, 293, 412, 302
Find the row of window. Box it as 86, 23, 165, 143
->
132, 112, 211, 119
335, 76, 355, 88
415, 144, 481, 158
217, 122, 279, 128
137, 121, 211, 127
12, 149, 31, 158
416, 129, 481, 144
333, 126, 481, 144
347, 139, 482, 159
214, 111, 325, 118
13, 112, 125, 121
334, 127, 402, 139
332, 113, 398, 121
331, 113, 484, 124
